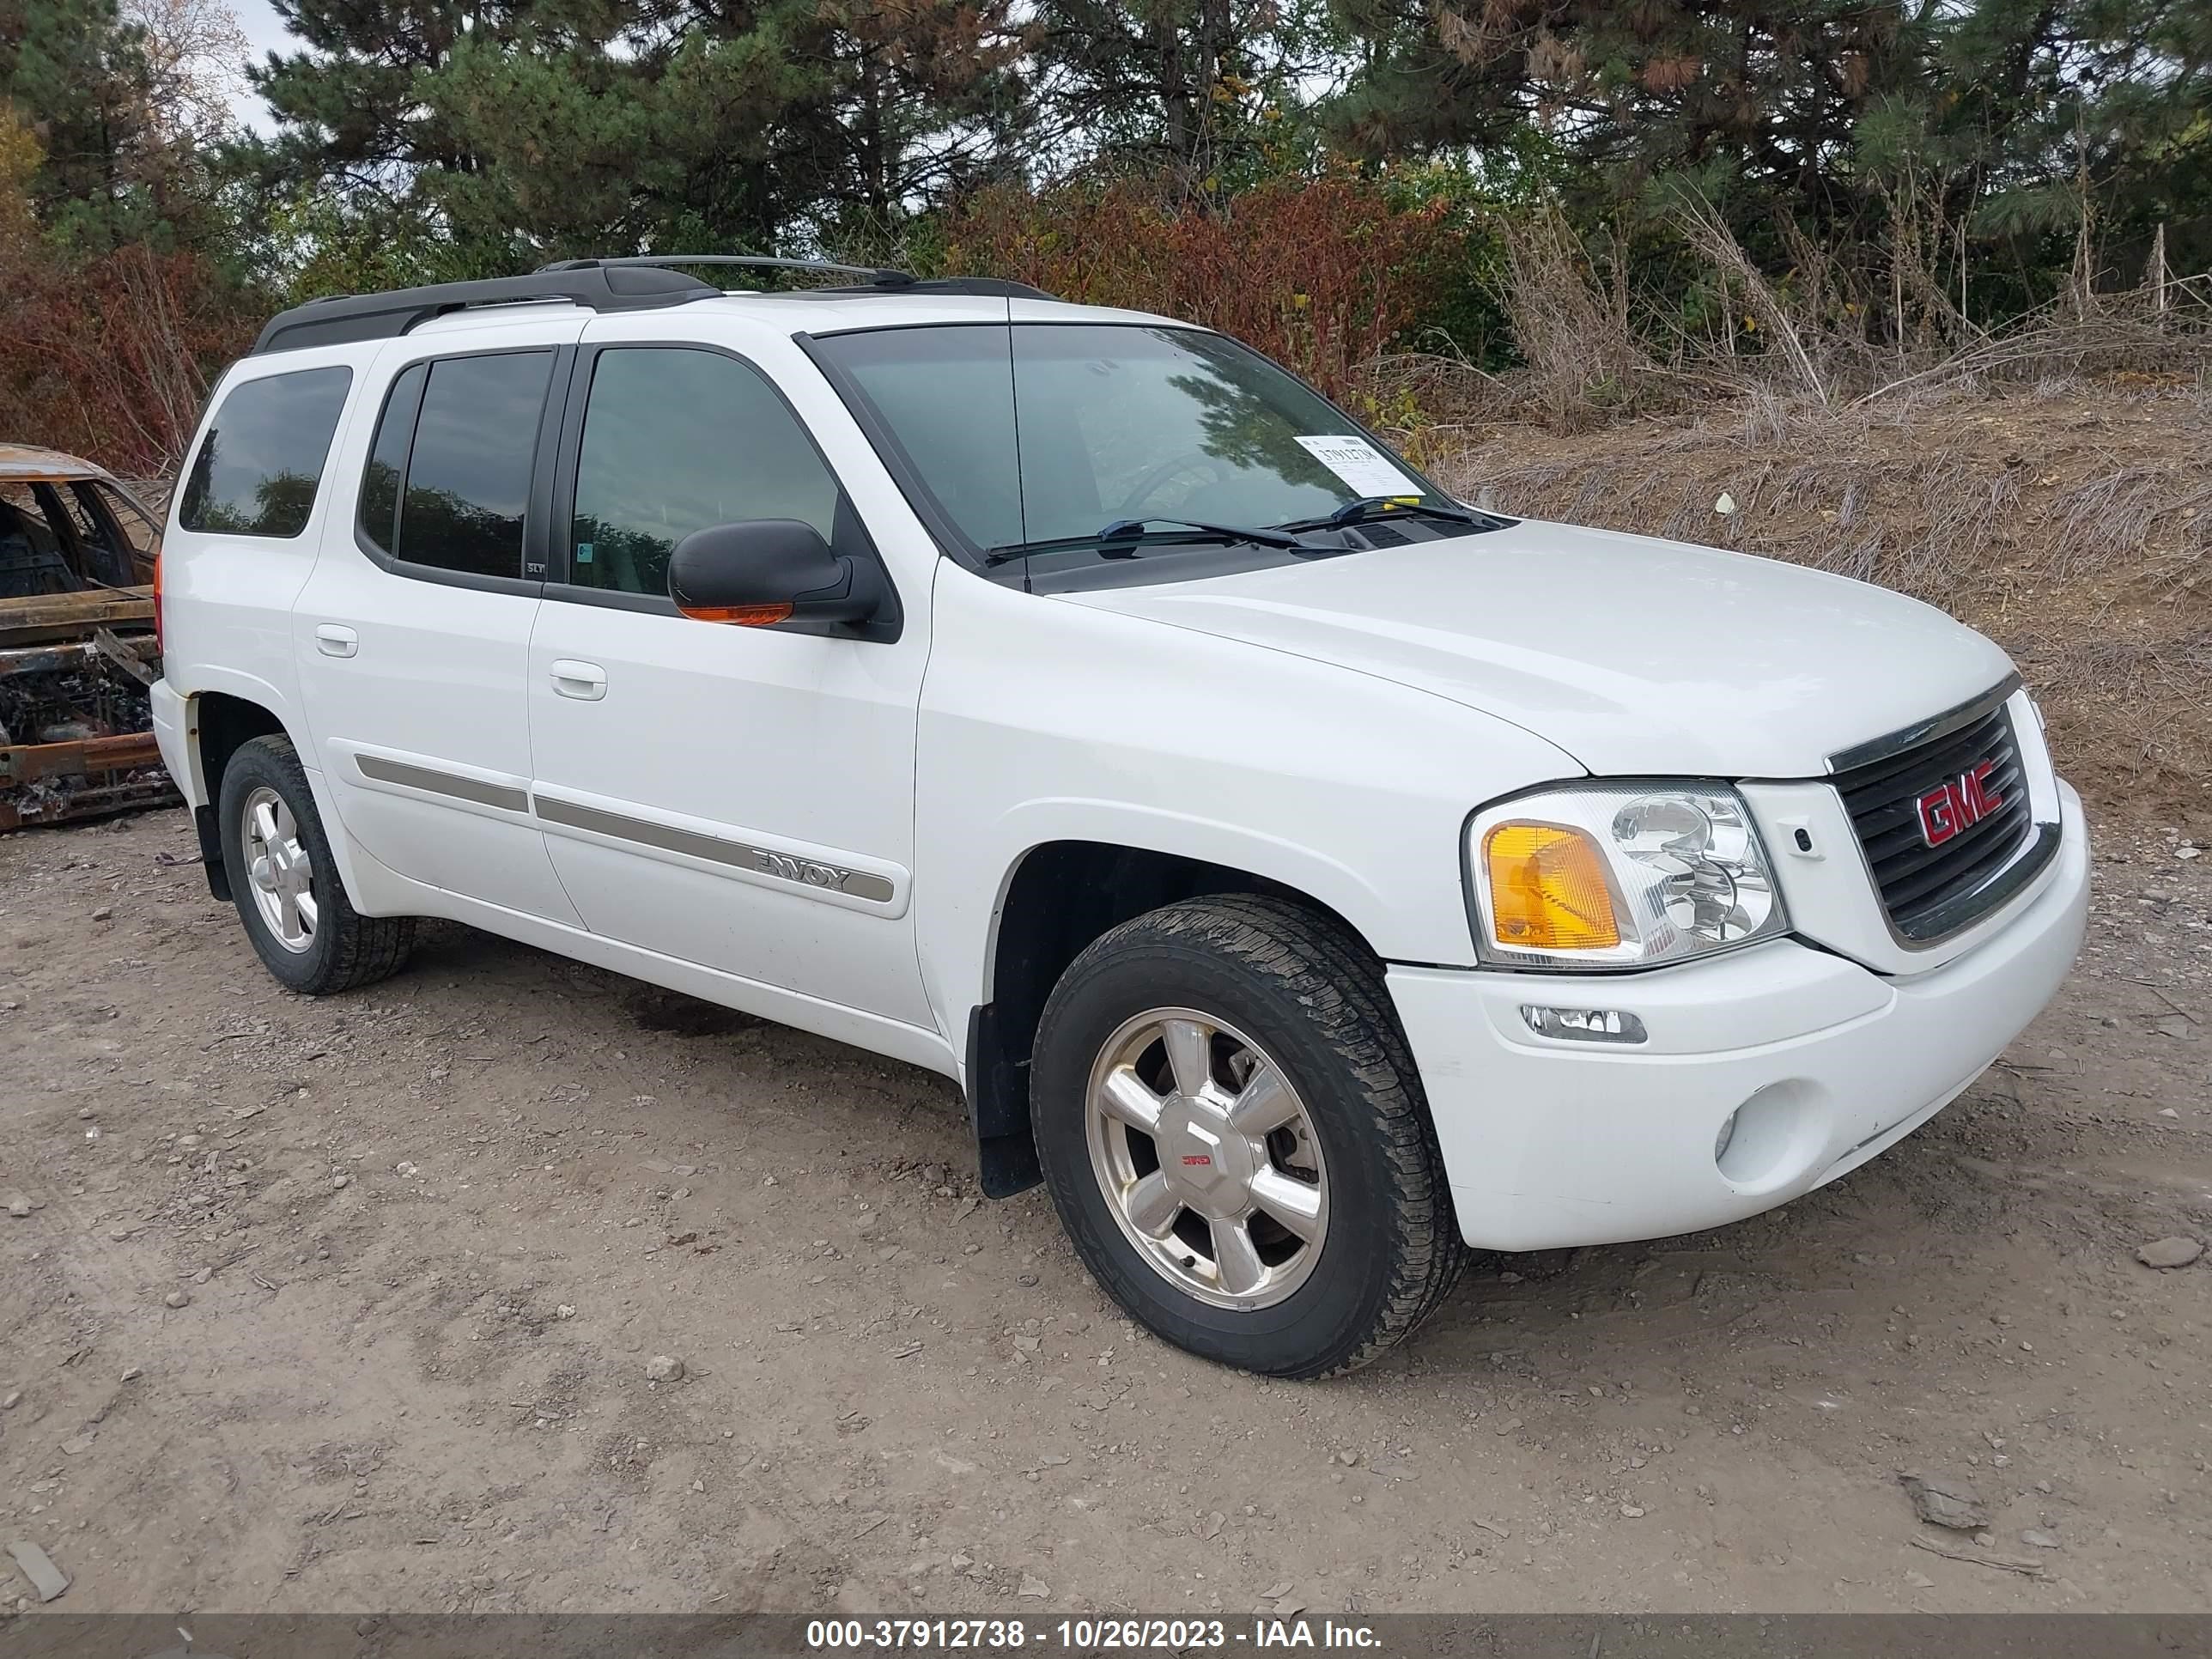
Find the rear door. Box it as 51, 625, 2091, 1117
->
524, 322, 933, 1027
292, 318, 586, 924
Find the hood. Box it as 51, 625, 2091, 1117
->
1060, 519, 2018, 779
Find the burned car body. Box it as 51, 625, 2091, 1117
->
0, 445, 173, 828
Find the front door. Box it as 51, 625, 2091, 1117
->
525, 334, 932, 1028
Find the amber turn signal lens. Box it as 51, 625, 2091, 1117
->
678, 602, 793, 626
1483, 823, 1621, 950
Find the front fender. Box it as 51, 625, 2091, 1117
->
914, 568, 1583, 1052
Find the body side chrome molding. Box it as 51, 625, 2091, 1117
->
354, 753, 530, 812
532, 793, 897, 904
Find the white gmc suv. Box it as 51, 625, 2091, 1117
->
150, 258, 2089, 1376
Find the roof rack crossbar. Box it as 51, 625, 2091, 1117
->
249, 264, 718, 356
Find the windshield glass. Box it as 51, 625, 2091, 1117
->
813, 323, 1455, 560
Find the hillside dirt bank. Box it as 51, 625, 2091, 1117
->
1428, 376, 2212, 830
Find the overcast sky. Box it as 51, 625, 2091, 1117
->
228, 0, 290, 131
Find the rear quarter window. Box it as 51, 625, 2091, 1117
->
179, 365, 354, 538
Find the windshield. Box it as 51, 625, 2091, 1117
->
811, 323, 1460, 563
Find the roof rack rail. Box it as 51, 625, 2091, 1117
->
248, 254, 1064, 355
540, 253, 898, 282
803, 276, 1058, 301
250, 264, 716, 356
540, 253, 1058, 302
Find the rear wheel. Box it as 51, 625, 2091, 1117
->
1031, 895, 1465, 1377
217, 734, 415, 994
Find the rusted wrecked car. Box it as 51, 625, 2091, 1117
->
0, 444, 173, 828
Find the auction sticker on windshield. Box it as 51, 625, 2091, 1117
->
1294, 434, 1422, 499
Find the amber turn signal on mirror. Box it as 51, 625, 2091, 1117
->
675, 600, 795, 626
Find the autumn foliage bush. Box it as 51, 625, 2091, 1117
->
0, 241, 253, 477
937, 177, 1468, 402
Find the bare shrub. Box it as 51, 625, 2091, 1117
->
1492, 201, 1666, 427
1671, 194, 1830, 404
1470, 172, 2212, 433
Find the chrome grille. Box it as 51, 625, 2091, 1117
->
1832, 698, 2034, 941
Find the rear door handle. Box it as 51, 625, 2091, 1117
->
315, 624, 358, 659
550, 659, 607, 701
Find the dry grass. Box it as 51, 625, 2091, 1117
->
1489, 203, 1674, 426
1400, 191, 2212, 441
1421, 378, 2212, 826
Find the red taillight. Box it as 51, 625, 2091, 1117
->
152, 548, 164, 654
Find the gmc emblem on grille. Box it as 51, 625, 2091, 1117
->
1917, 760, 2003, 848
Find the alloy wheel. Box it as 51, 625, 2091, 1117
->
1085, 1007, 1328, 1309
242, 786, 317, 953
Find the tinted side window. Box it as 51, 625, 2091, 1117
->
814, 325, 1018, 553
568, 348, 840, 597
179, 366, 352, 538
392, 353, 551, 580
358, 362, 427, 558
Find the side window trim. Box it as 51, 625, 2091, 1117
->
526, 342, 580, 583
546, 344, 594, 590
349, 343, 571, 599
544, 338, 902, 640
356, 360, 424, 560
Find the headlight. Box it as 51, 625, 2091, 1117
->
1466, 783, 1786, 969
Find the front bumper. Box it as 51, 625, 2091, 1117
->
1389, 783, 2089, 1252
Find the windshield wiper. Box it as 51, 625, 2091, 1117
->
984, 517, 1320, 566
1278, 496, 1486, 533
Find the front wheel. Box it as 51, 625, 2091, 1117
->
1030, 896, 1465, 1377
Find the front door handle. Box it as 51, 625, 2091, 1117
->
315, 624, 358, 659
550, 659, 607, 701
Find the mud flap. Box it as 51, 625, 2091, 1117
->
196, 804, 231, 901
965, 1004, 1042, 1198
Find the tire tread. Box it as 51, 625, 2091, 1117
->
1036, 893, 1467, 1377
222, 735, 415, 995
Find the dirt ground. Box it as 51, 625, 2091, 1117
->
2, 803, 2208, 1619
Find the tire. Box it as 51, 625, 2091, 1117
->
1031, 894, 1465, 1378
217, 734, 415, 995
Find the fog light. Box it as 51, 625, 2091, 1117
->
1521, 1005, 1648, 1044
1714, 1109, 1739, 1163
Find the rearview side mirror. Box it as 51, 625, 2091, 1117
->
666, 519, 878, 629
